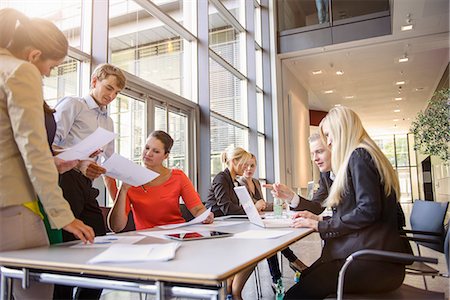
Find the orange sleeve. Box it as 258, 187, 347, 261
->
178, 170, 202, 209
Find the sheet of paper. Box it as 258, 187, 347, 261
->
186, 220, 245, 231
157, 208, 211, 230
102, 153, 159, 186
230, 229, 292, 239
70, 235, 145, 248
138, 229, 191, 238
56, 127, 116, 161
88, 242, 181, 264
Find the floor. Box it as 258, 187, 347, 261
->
100, 203, 450, 299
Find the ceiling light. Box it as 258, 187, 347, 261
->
396, 81, 405, 85
398, 56, 409, 63
415, 87, 424, 92
394, 109, 401, 113
393, 119, 399, 122
312, 70, 323, 75
336, 70, 344, 75
401, 24, 413, 31
344, 96, 354, 99
334, 104, 341, 107
394, 97, 403, 101
324, 90, 334, 94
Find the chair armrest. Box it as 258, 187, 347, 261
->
337, 249, 438, 300
400, 229, 443, 236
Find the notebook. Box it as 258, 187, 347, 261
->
233, 186, 293, 228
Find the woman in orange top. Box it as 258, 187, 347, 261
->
108, 130, 213, 232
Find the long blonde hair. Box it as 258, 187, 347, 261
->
221, 146, 251, 170
0, 8, 68, 60
320, 106, 400, 207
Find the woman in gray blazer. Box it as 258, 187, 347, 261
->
286, 107, 407, 299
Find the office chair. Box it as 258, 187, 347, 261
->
400, 200, 449, 289
334, 249, 445, 300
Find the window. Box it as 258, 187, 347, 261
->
209, 58, 246, 124
43, 58, 80, 107
209, 12, 243, 72
154, 104, 190, 174
1, 0, 91, 51
210, 116, 248, 177
110, 94, 147, 163
109, 0, 194, 100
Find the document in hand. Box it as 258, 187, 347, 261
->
102, 153, 159, 186
56, 127, 116, 161
88, 242, 181, 264
157, 208, 212, 230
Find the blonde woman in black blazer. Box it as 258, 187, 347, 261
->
286, 107, 407, 299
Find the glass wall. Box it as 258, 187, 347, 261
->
373, 134, 418, 203
4, 0, 273, 203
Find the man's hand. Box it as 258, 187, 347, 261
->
292, 210, 323, 221
62, 219, 95, 243
263, 183, 295, 201
54, 157, 79, 174
77, 160, 106, 180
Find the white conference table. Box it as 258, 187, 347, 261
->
0, 220, 313, 300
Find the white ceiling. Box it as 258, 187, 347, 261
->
281, 0, 449, 136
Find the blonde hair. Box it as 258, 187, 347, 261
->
0, 8, 68, 60
221, 146, 251, 170
91, 63, 126, 90
319, 106, 400, 207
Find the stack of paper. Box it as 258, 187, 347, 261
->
88, 242, 181, 264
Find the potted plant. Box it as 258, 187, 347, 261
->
410, 88, 450, 164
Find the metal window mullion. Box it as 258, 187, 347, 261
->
68, 46, 91, 62
255, 41, 262, 51
209, 0, 245, 33
209, 49, 246, 81
133, 0, 196, 42
210, 111, 248, 131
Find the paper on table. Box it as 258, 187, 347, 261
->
102, 153, 159, 186
157, 208, 212, 230
185, 220, 245, 231
70, 235, 145, 248
57, 127, 116, 161
138, 229, 191, 238
88, 242, 181, 264
230, 229, 292, 239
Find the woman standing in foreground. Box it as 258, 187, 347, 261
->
285, 106, 407, 299
0, 8, 94, 300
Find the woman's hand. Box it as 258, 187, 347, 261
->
292, 217, 319, 231
254, 199, 267, 212
291, 211, 322, 231
54, 157, 79, 174
202, 212, 214, 224
292, 210, 323, 221
63, 219, 95, 244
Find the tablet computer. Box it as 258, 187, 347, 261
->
165, 231, 232, 241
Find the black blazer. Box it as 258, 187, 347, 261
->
205, 168, 246, 217
317, 148, 406, 262
293, 171, 332, 215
